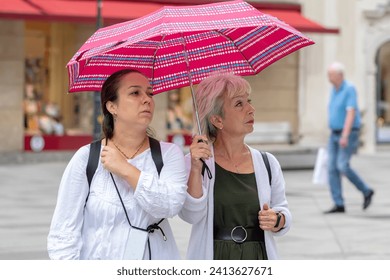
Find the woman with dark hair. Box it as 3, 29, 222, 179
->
48, 69, 187, 259
179, 72, 291, 260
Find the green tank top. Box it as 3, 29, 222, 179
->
213, 162, 267, 260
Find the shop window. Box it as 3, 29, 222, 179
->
166, 89, 193, 147
24, 22, 67, 137
377, 42, 390, 143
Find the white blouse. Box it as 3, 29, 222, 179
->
47, 141, 188, 260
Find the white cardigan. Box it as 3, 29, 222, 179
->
179, 145, 292, 260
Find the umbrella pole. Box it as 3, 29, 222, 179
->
181, 33, 202, 135
181, 34, 212, 180
189, 85, 202, 136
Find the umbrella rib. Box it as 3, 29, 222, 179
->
180, 32, 195, 89
212, 29, 257, 74
151, 34, 166, 89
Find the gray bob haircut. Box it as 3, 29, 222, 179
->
194, 72, 251, 143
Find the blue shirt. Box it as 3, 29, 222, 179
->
328, 80, 361, 130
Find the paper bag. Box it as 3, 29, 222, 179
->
312, 147, 328, 185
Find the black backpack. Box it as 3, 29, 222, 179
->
86, 138, 271, 190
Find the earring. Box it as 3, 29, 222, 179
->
113, 113, 117, 122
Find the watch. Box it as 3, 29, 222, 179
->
274, 212, 282, 228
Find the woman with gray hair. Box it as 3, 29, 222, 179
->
179, 72, 291, 260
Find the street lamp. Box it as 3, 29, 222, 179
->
93, 0, 103, 140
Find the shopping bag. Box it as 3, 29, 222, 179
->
312, 147, 328, 185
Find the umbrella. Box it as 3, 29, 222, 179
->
67, 0, 314, 132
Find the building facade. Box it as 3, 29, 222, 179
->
1, 0, 389, 153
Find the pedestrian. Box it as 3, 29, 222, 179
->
47, 69, 188, 259
324, 62, 374, 213
179, 72, 291, 260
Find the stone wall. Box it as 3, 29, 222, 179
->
246, 53, 299, 140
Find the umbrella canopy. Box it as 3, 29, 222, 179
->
67, 0, 314, 94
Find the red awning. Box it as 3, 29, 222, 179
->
0, 0, 164, 24
0, 0, 338, 33
266, 9, 339, 34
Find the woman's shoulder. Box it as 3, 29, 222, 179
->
68, 142, 94, 165
153, 140, 184, 159
158, 140, 182, 153
248, 146, 280, 166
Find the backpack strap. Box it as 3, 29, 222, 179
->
84, 139, 102, 205
87, 139, 102, 188
149, 137, 163, 176
260, 151, 272, 186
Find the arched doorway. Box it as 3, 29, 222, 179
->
376, 42, 390, 143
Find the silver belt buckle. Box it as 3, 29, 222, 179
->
231, 226, 247, 243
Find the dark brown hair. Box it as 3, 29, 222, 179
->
100, 69, 144, 139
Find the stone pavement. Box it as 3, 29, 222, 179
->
0, 147, 389, 260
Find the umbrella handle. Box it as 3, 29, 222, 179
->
199, 158, 212, 179
197, 138, 212, 179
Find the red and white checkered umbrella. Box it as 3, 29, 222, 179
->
67, 0, 314, 132
67, 0, 314, 94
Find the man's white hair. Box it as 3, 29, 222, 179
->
328, 61, 345, 74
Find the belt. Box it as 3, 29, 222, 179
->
214, 226, 264, 244
332, 128, 360, 134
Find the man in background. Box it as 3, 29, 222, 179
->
324, 62, 374, 214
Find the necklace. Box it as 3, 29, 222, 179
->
218, 153, 241, 173
113, 137, 147, 159
216, 146, 249, 174
233, 163, 241, 173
